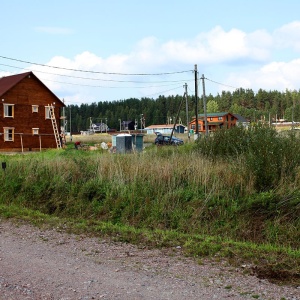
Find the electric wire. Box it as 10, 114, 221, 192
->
0, 55, 254, 103
0, 55, 193, 76
38, 77, 190, 89
0, 63, 192, 84
143, 86, 183, 98
205, 77, 240, 90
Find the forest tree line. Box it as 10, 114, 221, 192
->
65, 88, 300, 133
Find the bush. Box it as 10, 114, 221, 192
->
195, 124, 300, 191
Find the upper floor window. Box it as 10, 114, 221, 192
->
218, 116, 223, 120
45, 106, 51, 119
210, 117, 213, 121
4, 127, 14, 141
32, 105, 39, 113
3, 104, 14, 118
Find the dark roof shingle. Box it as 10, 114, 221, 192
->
0, 71, 64, 106
0, 72, 31, 97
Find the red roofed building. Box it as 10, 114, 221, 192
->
189, 112, 238, 133
0, 71, 65, 151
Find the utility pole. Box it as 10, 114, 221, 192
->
194, 65, 199, 138
90, 117, 93, 132
183, 83, 190, 140
140, 114, 144, 132
201, 74, 208, 136
62, 99, 66, 133
69, 105, 72, 142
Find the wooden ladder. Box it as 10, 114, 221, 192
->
48, 105, 62, 149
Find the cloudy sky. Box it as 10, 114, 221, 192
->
1, 0, 300, 105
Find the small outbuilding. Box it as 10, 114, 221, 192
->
144, 124, 186, 135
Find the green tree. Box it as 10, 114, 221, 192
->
206, 100, 219, 113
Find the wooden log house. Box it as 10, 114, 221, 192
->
189, 112, 238, 134
0, 71, 65, 152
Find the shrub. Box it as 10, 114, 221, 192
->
195, 124, 300, 191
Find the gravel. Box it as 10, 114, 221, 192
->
0, 220, 299, 300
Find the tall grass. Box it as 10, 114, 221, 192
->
0, 131, 299, 249
196, 124, 300, 191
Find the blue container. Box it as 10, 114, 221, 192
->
112, 135, 117, 147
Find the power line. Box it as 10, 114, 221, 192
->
205, 77, 240, 90
0, 63, 192, 84
0, 55, 193, 76
143, 86, 183, 98
37, 76, 191, 89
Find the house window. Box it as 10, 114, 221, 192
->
45, 106, 51, 119
32, 128, 39, 135
3, 104, 14, 118
32, 105, 39, 113
218, 117, 223, 120
210, 117, 213, 121
4, 127, 14, 141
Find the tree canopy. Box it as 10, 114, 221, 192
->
65, 88, 300, 132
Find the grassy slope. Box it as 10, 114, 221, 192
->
0, 133, 299, 285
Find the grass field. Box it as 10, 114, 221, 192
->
0, 125, 299, 285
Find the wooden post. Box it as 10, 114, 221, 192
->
20, 134, 23, 153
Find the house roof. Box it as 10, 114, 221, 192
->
190, 112, 238, 121
233, 114, 249, 122
94, 122, 107, 126
0, 71, 64, 106
198, 112, 233, 117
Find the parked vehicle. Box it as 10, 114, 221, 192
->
154, 134, 184, 146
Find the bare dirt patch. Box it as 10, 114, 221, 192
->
0, 220, 299, 300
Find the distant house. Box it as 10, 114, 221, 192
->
144, 124, 186, 135
0, 71, 65, 151
189, 112, 238, 133
92, 122, 109, 132
121, 120, 135, 131
233, 114, 250, 128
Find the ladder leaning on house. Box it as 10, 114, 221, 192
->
48, 104, 62, 149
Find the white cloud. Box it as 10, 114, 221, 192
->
26, 22, 300, 103
112, 26, 273, 71
223, 59, 300, 93
274, 21, 300, 51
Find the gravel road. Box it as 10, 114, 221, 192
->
0, 220, 299, 300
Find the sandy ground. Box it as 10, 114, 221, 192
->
0, 220, 299, 300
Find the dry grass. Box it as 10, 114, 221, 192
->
66, 132, 192, 145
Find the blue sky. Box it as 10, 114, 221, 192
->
1, 0, 300, 105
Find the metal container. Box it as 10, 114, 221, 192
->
116, 134, 132, 154
132, 134, 144, 152
112, 135, 117, 147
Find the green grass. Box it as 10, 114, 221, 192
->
0, 128, 299, 285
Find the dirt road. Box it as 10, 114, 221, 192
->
0, 220, 299, 300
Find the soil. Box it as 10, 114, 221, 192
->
0, 219, 299, 300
